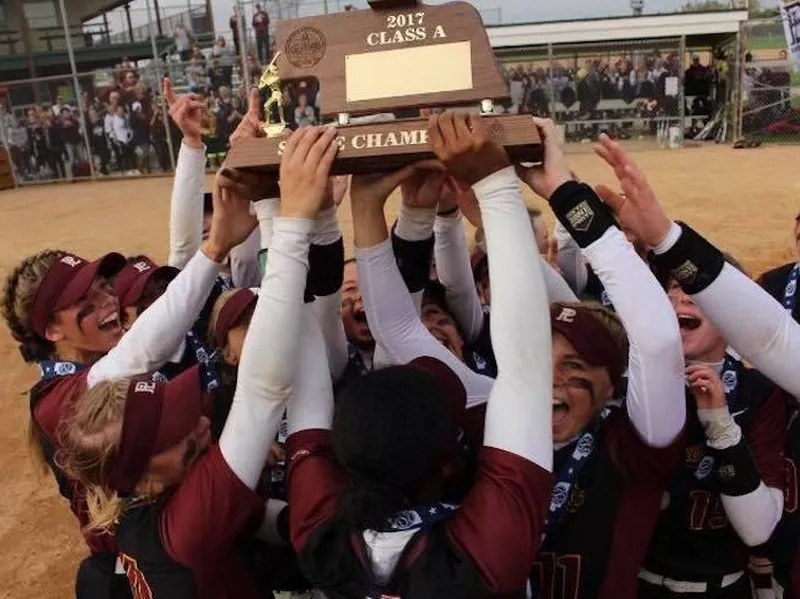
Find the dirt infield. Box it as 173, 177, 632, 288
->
0, 144, 797, 598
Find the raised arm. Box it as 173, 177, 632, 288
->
351, 169, 493, 408
308, 203, 348, 381
430, 113, 552, 594
687, 366, 786, 546
88, 170, 257, 388
594, 134, 800, 398
550, 180, 685, 447
434, 207, 485, 342
220, 125, 339, 489
554, 220, 590, 296
164, 82, 208, 269
229, 229, 262, 288
654, 223, 800, 398
285, 302, 342, 552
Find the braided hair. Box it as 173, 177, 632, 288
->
1, 250, 63, 363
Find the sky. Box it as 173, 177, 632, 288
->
97, 0, 779, 38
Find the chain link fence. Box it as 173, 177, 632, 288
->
494, 37, 737, 152
741, 17, 800, 144
0, 3, 778, 187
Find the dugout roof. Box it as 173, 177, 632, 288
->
485, 10, 748, 51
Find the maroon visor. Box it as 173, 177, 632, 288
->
110, 365, 204, 496
550, 305, 627, 386
213, 288, 259, 349
113, 257, 179, 308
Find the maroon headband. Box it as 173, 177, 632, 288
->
110, 365, 204, 495
550, 305, 627, 385
213, 288, 259, 349
29, 252, 126, 338
113, 257, 179, 308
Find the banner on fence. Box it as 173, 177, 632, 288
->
780, 0, 800, 72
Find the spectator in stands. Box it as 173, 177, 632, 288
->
110, 103, 135, 175
51, 95, 66, 119
685, 55, 710, 98
246, 52, 262, 82
215, 86, 242, 144
121, 70, 139, 104
186, 48, 209, 94
149, 103, 170, 172
294, 92, 316, 128
86, 106, 110, 175
130, 84, 152, 174
253, 3, 271, 63
4, 115, 26, 177
43, 109, 66, 180
211, 36, 235, 89
59, 107, 83, 177
26, 108, 49, 178
174, 21, 192, 62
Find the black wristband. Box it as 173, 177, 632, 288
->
549, 181, 617, 248
391, 224, 434, 293
307, 238, 345, 297
708, 438, 762, 496
650, 221, 724, 295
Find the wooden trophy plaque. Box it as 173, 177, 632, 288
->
225, 0, 543, 175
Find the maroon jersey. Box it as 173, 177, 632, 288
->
531, 409, 683, 599
116, 445, 265, 599
643, 363, 786, 581
30, 370, 118, 554
286, 429, 551, 597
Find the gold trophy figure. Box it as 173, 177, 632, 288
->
258, 52, 287, 137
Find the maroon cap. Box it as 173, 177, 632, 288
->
113, 257, 179, 308
29, 252, 126, 338
550, 304, 627, 385
110, 365, 204, 495
213, 288, 259, 349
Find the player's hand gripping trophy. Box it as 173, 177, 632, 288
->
258, 52, 287, 137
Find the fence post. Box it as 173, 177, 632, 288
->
58, 0, 97, 180
734, 22, 744, 141
146, 0, 177, 173
548, 42, 556, 120
679, 34, 686, 147
238, 0, 252, 91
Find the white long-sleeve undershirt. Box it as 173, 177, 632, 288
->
230, 228, 262, 288
357, 238, 493, 408
167, 142, 207, 269
474, 167, 552, 470
287, 303, 335, 436
219, 218, 311, 490
583, 228, 685, 447
433, 212, 577, 345
87, 250, 221, 388
311, 206, 349, 381
434, 212, 485, 342
656, 222, 800, 399
555, 220, 589, 296
697, 406, 784, 546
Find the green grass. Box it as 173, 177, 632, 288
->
748, 35, 788, 50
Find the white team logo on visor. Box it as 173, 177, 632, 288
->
556, 307, 577, 323
60, 256, 82, 268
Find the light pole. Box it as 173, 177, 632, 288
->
631, 0, 644, 16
